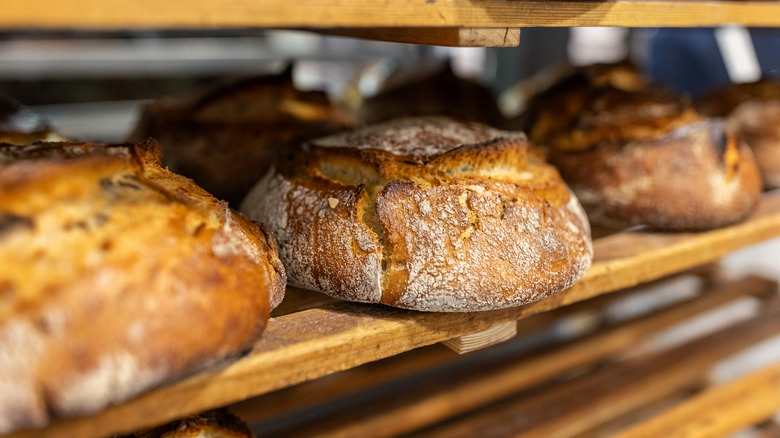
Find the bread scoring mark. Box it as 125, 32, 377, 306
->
210, 206, 263, 264
241, 169, 383, 303
379, 183, 591, 311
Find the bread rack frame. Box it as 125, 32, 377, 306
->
3, 3, 780, 436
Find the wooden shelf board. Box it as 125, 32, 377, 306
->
244, 276, 779, 437
3, 1, 780, 32
613, 360, 780, 438
8, 190, 780, 438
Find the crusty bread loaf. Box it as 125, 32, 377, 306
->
697, 80, 780, 188
356, 62, 504, 127
116, 409, 254, 438
129, 68, 355, 206
242, 116, 592, 312
0, 140, 285, 434
524, 64, 762, 230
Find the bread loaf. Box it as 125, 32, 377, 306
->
129, 68, 355, 205
242, 116, 592, 312
524, 64, 762, 230
0, 140, 285, 434
697, 80, 780, 188
356, 62, 504, 127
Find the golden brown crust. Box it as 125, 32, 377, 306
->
698, 80, 780, 188
242, 117, 592, 312
129, 68, 355, 206
549, 120, 762, 230
117, 409, 254, 438
525, 63, 762, 230
0, 140, 285, 434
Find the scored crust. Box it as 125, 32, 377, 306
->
0, 140, 285, 434
242, 117, 593, 312
550, 119, 762, 230
524, 64, 762, 230
129, 68, 355, 206
697, 80, 780, 189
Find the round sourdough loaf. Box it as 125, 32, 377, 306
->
697, 80, 780, 189
524, 64, 762, 231
241, 116, 592, 312
129, 68, 355, 206
0, 140, 285, 434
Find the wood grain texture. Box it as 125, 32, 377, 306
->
422, 300, 780, 438
2, 0, 780, 30
442, 321, 518, 354
256, 277, 778, 438
232, 270, 711, 426
613, 361, 780, 438
8, 191, 780, 438
314, 27, 521, 47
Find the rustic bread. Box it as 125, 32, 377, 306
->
524, 64, 762, 230
356, 62, 504, 127
697, 80, 780, 188
116, 409, 254, 438
129, 68, 355, 206
241, 116, 592, 312
0, 140, 285, 434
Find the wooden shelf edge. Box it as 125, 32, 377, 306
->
612, 360, 780, 438
9, 190, 780, 438
3, 0, 780, 31
309, 27, 521, 47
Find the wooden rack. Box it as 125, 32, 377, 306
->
9, 190, 780, 438
235, 274, 780, 437
4, 0, 780, 47
3, 2, 780, 436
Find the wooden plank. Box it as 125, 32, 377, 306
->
3, 0, 780, 30
312, 27, 521, 47
8, 191, 780, 438
233, 273, 697, 425
231, 343, 458, 425
442, 321, 518, 354
416, 300, 780, 438
612, 361, 780, 438
253, 278, 779, 438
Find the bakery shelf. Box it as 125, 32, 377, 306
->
8, 189, 780, 438
612, 362, 780, 438
4, 0, 780, 47
234, 275, 779, 436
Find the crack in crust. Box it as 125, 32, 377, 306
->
242, 117, 593, 312
697, 80, 780, 189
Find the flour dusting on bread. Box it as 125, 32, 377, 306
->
243, 117, 592, 312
